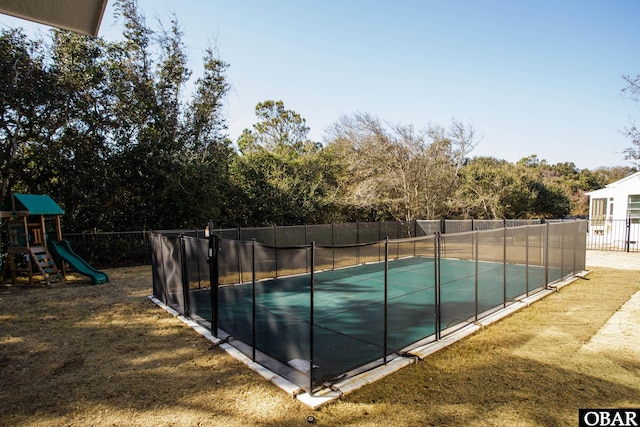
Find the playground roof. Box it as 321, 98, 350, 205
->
11, 194, 64, 215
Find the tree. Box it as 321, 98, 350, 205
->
325, 113, 421, 220
455, 157, 571, 219
325, 113, 479, 220
455, 157, 527, 218
238, 100, 316, 154
0, 0, 239, 231
104, 0, 233, 230
233, 100, 336, 225
0, 29, 66, 201
169, 45, 234, 227
109, 0, 193, 229
31, 30, 116, 231
622, 74, 640, 166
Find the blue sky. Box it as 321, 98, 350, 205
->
2, 1, 640, 169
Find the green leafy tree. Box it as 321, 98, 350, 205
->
455, 157, 526, 218
168, 46, 234, 227
107, 0, 193, 229
104, 0, 234, 230
1, 0, 235, 231
0, 29, 66, 201
30, 30, 115, 231
233, 100, 336, 225
238, 100, 316, 154
455, 157, 571, 219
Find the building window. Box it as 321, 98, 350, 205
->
628, 195, 640, 224
592, 198, 607, 221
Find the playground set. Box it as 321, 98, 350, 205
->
1, 193, 108, 286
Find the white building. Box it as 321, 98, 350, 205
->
586, 171, 640, 251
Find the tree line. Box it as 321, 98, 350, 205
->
1, 0, 637, 232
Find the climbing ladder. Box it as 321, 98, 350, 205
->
28, 246, 64, 286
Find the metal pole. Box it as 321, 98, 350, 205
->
180, 235, 190, 318
435, 232, 441, 340
252, 238, 256, 361
379, 221, 382, 262
304, 224, 309, 274
274, 225, 279, 278
383, 237, 389, 364
197, 237, 203, 289
331, 223, 335, 270
474, 231, 479, 322
237, 227, 242, 284
544, 223, 549, 289
573, 221, 577, 275
356, 221, 360, 265
207, 220, 219, 336
626, 217, 632, 253
560, 226, 565, 281
503, 227, 507, 308
525, 225, 529, 297
309, 241, 315, 394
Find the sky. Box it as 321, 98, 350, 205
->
1, 0, 640, 170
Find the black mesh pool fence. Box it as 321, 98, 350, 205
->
151, 220, 587, 394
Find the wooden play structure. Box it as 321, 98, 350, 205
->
1, 194, 65, 286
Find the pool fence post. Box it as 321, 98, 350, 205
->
356, 221, 360, 265
180, 234, 190, 318
525, 225, 530, 297
474, 230, 478, 322
544, 221, 549, 289
236, 227, 242, 284
383, 237, 389, 364
274, 225, 279, 278
309, 241, 316, 394
207, 220, 219, 336
560, 224, 565, 280
252, 238, 256, 362
572, 221, 577, 275
435, 232, 441, 341
305, 224, 309, 273
331, 223, 335, 271
378, 221, 382, 262
503, 226, 507, 308
413, 220, 417, 256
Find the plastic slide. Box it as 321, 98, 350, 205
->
48, 240, 109, 285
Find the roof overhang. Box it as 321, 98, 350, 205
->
0, 0, 108, 37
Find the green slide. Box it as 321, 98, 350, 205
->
48, 240, 109, 285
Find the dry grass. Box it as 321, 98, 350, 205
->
1, 265, 639, 426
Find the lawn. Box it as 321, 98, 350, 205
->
1, 263, 639, 426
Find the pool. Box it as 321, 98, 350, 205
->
151, 221, 586, 394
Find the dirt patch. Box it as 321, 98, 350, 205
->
1, 256, 639, 426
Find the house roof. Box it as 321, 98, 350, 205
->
11, 194, 64, 215
0, 0, 108, 37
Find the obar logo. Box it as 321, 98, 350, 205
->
579, 409, 639, 427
